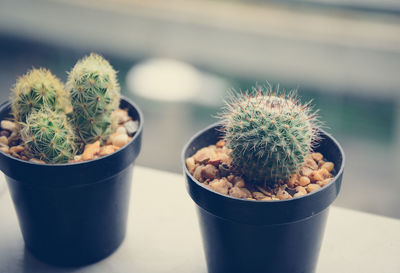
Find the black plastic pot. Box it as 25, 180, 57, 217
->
0, 96, 143, 266
183, 123, 344, 273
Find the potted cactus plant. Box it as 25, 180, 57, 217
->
0, 54, 143, 266
182, 85, 344, 273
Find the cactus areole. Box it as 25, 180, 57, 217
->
218, 85, 321, 185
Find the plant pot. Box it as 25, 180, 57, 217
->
0, 96, 143, 266
182, 123, 345, 273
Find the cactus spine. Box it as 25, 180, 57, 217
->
11, 68, 70, 123
66, 53, 120, 146
20, 107, 76, 164
219, 85, 321, 185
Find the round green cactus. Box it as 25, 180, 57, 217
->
11, 68, 70, 123
218, 85, 321, 185
66, 53, 120, 147
20, 107, 76, 164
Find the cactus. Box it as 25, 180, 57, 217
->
11, 68, 70, 123
20, 106, 76, 164
66, 53, 120, 147
218, 85, 321, 185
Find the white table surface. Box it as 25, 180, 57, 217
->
0, 166, 399, 273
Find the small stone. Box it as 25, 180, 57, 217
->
318, 160, 326, 168
304, 158, 318, 170
297, 176, 311, 187
312, 152, 323, 162
227, 174, 235, 183
306, 184, 321, 193
229, 186, 251, 199
113, 134, 129, 148
201, 164, 218, 180
82, 141, 100, 161
261, 196, 272, 200
193, 165, 203, 182
99, 145, 115, 156
296, 186, 307, 195
321, 162, 334, 172
216, 140, 226, 148
288, 174, 298, 188
276, 189, 292, 200
0, 136, 8, 146
9, 145, 24, 154
29, 158, 46, 164
317, 178, 333, 187
106, 132, 118, 145
0, 147, 9, 154
309, 171, 323, 182
318, 168, 331, 179
293, 191, 306, 198
1, 120, 16, 132
186, 157, 196, 174
112, 109, 131, 124
116, 126, 127, 135
300, 167, 313, 177
124, 120, 139, 136
193, 147, 213, 164
209, 178, 231, 195
0, 130, 10, 138
252, 191, 266, 200
233, 176, 245, 188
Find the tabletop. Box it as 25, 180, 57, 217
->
0, 166, 399, 273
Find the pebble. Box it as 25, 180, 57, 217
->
252, 191, 266, 200
296, 186, 307, 195
300, 167, 313, 177
0, 130, 10, 137
201, 164, 218, 180
312, 152, 323, 162
317, 178, 333, 187
218, 163, 230, 177
186, 157, 196, 173
304, 158, 318, 170
193, 147, 215, 164
298, 176, 310, 187
216, 140, 225, 148
112, 133, 129, 148
288, 174, 298, 188
321, 162, 334, 172
318, 168, 331, 179
209, 178, 231, 195
309, 171, 323, 182
99, 145, 115, 156
124, 120, 138, 136
116, 126, 127, 135
82, 141, 100, 161
233, 176, 245, 188
113, 109, 131, 124
193, 166, 203, 182
0, 136, 8, 146
1, 120, 16, 132
276, 189, 292, 200
229, 186, 251, 199
9, 145, 24, 154
0, 147, 9, 154
306, 184, 321, 193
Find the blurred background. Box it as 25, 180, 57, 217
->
0, 0, 399, 218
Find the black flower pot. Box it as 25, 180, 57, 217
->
0, 96, 143, 266
182, 123, 345, 273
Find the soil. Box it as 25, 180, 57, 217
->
186, 140, 335, 200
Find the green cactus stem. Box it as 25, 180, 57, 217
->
20, 106, 76, 164
218, 84, 321, 185
11, 68, 70, 123
66, 53, 120, 147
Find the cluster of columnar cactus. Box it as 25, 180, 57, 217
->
66, 53, 120, 147
10, 53, 121, 163
218, 85, 321, 185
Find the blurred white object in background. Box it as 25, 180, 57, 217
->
127, 58, 228, 105
127, 58, 201, 102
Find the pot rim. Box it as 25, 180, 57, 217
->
182, 122, 345, 203
0, 95, 143, 168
